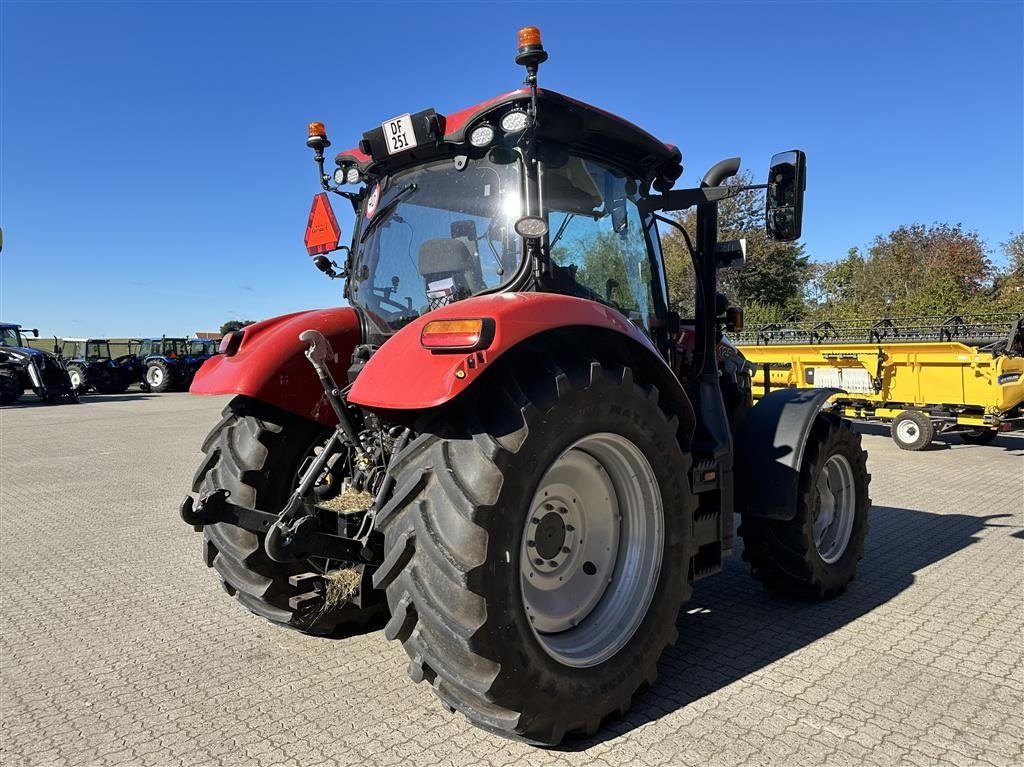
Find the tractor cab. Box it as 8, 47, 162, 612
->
314, 87, 684, 350
187, 338, 220, 359
62, 338, 113, 362
1, 323, 33, 351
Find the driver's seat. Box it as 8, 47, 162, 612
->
418, 238, 484, 308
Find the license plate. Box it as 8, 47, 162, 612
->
382, 113, 418, 155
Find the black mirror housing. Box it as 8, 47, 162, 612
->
766, 150, 806, 241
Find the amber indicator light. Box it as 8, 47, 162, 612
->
421, 319, 495, 352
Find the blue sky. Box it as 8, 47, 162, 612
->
2, 1, 1021, 336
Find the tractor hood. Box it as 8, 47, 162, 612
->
1, 345, 46, 360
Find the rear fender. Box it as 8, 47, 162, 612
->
734, 387, 842, 520
348, 293, 695, 438
191, 307, 360, 425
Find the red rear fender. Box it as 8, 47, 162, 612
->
191, 307, 360, 425
348, 293, 665, 412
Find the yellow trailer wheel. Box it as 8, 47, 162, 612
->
891, 411, 934, 451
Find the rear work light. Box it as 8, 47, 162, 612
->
420, 318, 495, 352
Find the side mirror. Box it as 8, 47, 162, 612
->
31, 328, 40, 338
766, 150, 806, 241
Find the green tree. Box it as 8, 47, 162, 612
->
807, 223, 995, 319
220, 319, 255, 335
659, 171, 809, 315
993, 232, 1024, 310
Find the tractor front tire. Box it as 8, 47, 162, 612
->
192, 397, 384, 635
67, 363, 88, 392
959, 428, 998, 445
0, 370, 22, 405
373, 357, 694, 745
891, 410, 934, 451
146, 361, 173, 393
739, 414, 870, 599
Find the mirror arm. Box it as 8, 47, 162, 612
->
641, 181, 773, 215
312, 147, 360, 202
640, 186, 730, 214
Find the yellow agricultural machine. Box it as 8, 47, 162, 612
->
736, 314, 1024, 450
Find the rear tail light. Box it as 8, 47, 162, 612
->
420, 318, 494, 352
219, 331, 243, 356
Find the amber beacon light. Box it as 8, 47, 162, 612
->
516, 26, 548, 66
306, 121, 330, 151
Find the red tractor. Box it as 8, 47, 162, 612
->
181, 27, 870, 745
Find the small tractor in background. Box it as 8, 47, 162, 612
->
0, 322, 77, 405
134, 337, 193, 392
185, 337, 220, 371
61, 338, 134, 394
180, 28, 872, 745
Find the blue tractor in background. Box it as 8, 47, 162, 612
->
0, 322, 77, 405
61, 338, 135, 394
133, 337, 188, 392
133, 337, 217, 392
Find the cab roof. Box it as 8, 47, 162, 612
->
335, 89, 682, 189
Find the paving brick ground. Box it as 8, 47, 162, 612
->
1, 392, 1022, 766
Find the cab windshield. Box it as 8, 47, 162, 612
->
87, 341, 111, 359
161, 339, 187, 357
351, 155, 524, 334
1, 327, 25, 347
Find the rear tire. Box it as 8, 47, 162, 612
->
890, 410, 934, 451
740, 414, 870, 599
0, 370, 22, 405
192, 397, 385, 635
146, 360, 173, 393
373, 356, 694, 745
959, 428, 997, 445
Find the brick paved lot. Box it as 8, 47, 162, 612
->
2, 393, 1022, 766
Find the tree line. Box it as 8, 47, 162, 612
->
660, 172, 1024, 326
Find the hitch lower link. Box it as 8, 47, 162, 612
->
180, 330, 379, 564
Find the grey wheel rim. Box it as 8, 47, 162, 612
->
520, 432, 664, 668
895, 418, 919, 444
69, 370, 81, 388
813, 453, 856, 564
147, 367, 163, 386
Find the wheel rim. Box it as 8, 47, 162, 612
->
812, 453, 857, 564
895, 418, 918, 443
520, 432, 664, 668
148, 367, 163, 385
69, 370, 81, 388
